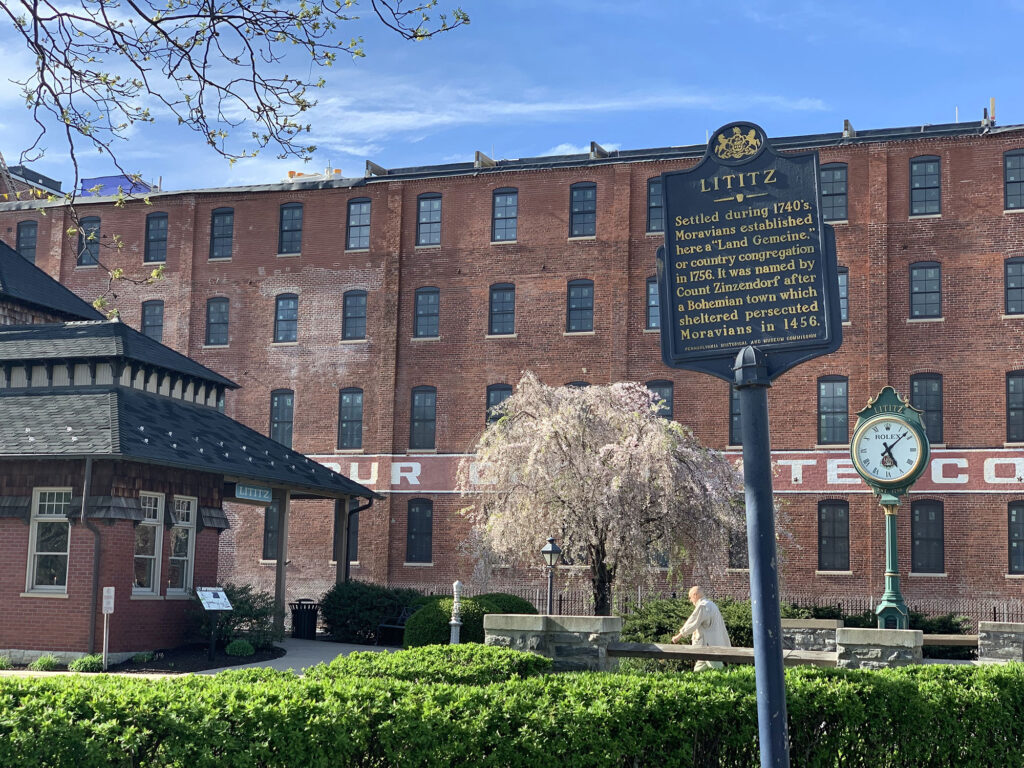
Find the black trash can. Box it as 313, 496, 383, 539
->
289, 599, 320, 640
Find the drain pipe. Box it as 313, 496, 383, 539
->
79, 457, 101, 653
346, 498, 375, 583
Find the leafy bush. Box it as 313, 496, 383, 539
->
403, 596, 489, 647
68, 654, 104, 673
0, 656, 11, 670
131, 651, 156, 664
225, 639, 255, 657
1, 663, 1023, 765
474, 593, 538, 615
190, 583, 282, 650
306, 644, 551, 686
26, 654, 60, 672
320, 580, 422, 644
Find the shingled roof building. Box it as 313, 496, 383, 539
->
0, 242, 376, 662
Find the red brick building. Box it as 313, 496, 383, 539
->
4, 119, 1024, 621
0, 243, 373, 661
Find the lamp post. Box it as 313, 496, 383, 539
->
541, 537, 562, 615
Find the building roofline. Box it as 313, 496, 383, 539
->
2, 120, 1022, 210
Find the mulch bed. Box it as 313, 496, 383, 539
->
109, 643, 287, 674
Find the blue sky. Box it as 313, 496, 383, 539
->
3, 0, 1024, 191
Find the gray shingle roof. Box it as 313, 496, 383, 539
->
0, 241, 104, 320
0, 320, 237, 388
0, 386, 379, 499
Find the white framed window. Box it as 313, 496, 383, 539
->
167, 496, 197, 593
134, 493, 164, 594
26, 488, 73, 592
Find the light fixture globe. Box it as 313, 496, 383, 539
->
540, 537, 562, 568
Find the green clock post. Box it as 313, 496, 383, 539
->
849, 386, 931, 629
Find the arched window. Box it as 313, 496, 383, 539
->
278, 202, 303, 254
566, 279, 594, 332
343, 290, 367, 340
486, 383, 513, 424
210, 207, 234, 259
488, 283, 515, 335
273, 293, 298, 342
646, 380, 673, 419
77, 217, 100, 266
910, 156, 940, 216
1006, 258, 1024, 315
144, 212, 168, 263
646, 178, 664, 233
414, 287, 440, 338
818, 500, 850, 571
492, 188, 518, 242
817, 376, 848, 444
837, 266, 849, 322
205, 297, 229, 346
910, 373, 942, 443
911, 499, 944, 573
141, 300, 164, 342
416, 193, 442, 246
406, 498, 433, 563
269, 389, 294, 448
1005, 150, 1024, 210
820, 163, 848, 221
410, 386, 437, 449
909, 261, 941, 318
569, 182, 597, 237
646, 276, 660, 329
338, 388, 363, 449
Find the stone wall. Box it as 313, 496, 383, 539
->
483, 614, 622, 672
836, 627, 922, 670
781, 619, 842, 652
978, 621, 1024, 662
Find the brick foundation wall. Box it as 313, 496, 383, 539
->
6, 128, 1024, 612
0, 458, 222, 654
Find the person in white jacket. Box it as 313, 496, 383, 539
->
671, 586, 731, 671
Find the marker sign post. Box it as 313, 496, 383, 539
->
101, 586, 115, 671
196, 587, 233, 661
657, 122, 843, 768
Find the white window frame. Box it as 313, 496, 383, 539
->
167, 496, 197, 594
134, 492, 165, 595
26, 487, 73, 593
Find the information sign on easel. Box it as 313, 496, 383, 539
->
196, 587, 233, 660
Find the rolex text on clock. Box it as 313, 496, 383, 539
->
851, 414, 926, 485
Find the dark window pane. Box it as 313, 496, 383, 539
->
492, 189, 518, 242
205, 298, 229, 345
818, 377, 848, 444
347, 198, 371, 250
818, 501, 850, 571
646, 380, 672, 418
338, 388, 363, 449
210, 208, 234, 259
77, 217, 100, 266
647, 178, 664, 232
1010, 503, 1024, 574
567, 279, 594, 332
141, 300, 164, 342
16, 221, 37, 264
910, 374, 943, 443
838, 267, 849, 322
343, 291, 367, 340
144, 213, 168, 263
274, 294, 298, 342
417, 194, 442, 246
410, 387, 436, 449
406, 499, 433, 563
270, 390, 294, 448
1006, 260, 1024, 315
488, 284, 515, 335
1008, 373, 1024, 442
911, 500, 944, 573
646, 277, 660, 330
279, 203, 303, 254
262, 502, 280, 560
910, 157, 941, 215
570, 183, 596, 237
820, 164, 848, 221
910, 263, 941, 318
414, 288, 439, 338
486, 384, 513, 424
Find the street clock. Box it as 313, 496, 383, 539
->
850, 387, 930, 500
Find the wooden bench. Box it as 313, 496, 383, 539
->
606, 642, 837, 668
377, 606, 419, 646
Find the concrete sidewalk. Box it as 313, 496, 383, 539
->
199, 636, 392, 675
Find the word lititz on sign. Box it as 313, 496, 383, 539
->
656, 122, 843, 381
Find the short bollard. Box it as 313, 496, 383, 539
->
449, 580, 463, 644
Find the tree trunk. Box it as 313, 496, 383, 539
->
592, 559, 615, 616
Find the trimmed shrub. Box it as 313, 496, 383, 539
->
474, 593, 538, 615
320, 580, 422, 644
403, 596, 488, 647
225, 639, 255, 657
306, 644, 551, 686
68, 654, 104, 673
0, 663, 1023, 765
189, 583, 282, 650
26, 654, 60, 672
0, 656, 11, 670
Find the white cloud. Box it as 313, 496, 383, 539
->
540, 142, 622, 157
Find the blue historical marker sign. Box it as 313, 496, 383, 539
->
657, 121, 843, 381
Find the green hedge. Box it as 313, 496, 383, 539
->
306, 644, 552, 686
1, 660, 1024, 766
320, 580, 422, 644
403, 592, 538, 648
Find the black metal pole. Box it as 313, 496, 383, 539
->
546, 567, 554, 615
208, 612, 218, 661
735, 346, 790, 768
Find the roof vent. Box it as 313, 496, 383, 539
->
589, 141, 610, 159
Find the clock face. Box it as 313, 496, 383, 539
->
851, 416, 925, 484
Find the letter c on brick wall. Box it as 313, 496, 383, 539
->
983, 457, 1024, 484
931, 458, 968, 484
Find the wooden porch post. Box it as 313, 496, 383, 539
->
335, 495, 350, 585
273, 488, 291, 633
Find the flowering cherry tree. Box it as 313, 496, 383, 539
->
458, 372, 744, 615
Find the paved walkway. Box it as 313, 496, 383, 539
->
199, 636, 390, 675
